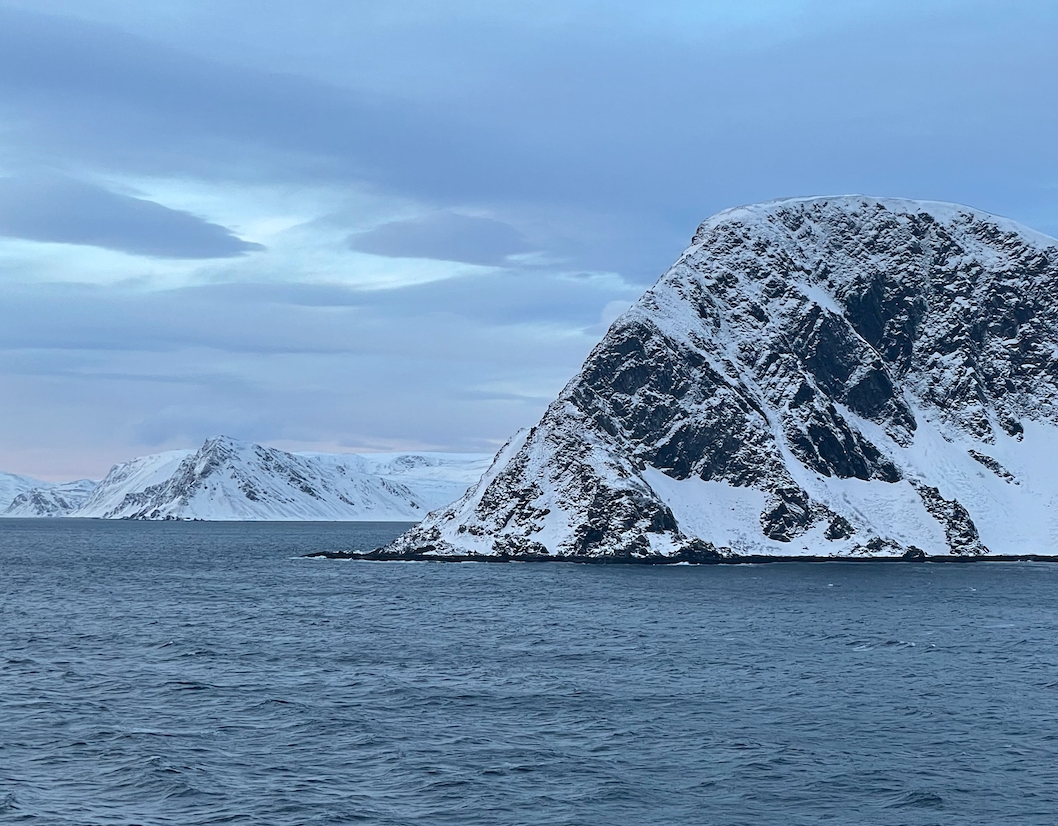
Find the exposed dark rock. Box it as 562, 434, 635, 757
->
967, 450, 1018, 484
760, 487, 815, 542
910, 481, 988, 555
825, 515, 855, 541
850, 537, 906, 556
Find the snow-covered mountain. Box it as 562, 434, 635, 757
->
4, 479, 98, 517
383, 196, 1058, 560
0, 471, 47, 510
2, 438, 491, 521
1, 475, 98, 516
81, 437, 491, 521
74, 449, 196, 518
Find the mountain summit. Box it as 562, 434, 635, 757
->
2, 438, 490, 521
383, 196, 1058, 560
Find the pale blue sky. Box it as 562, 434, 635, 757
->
1, 0, 1056, 478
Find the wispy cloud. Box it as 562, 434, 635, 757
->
0, 174, 263, 258
348, 212, 530, 266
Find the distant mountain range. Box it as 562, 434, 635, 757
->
1, 437, 491, 521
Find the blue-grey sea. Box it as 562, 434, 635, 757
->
2, 519, 1058, 825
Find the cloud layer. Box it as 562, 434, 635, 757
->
349, 213, 529, 266
0, 175, 263, 258
0, 0, 1056, 477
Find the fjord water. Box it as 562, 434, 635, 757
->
3, 521, 1058, 825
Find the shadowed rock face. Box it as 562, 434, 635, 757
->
385, 197, 1058, 560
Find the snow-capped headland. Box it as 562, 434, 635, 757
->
375, 196, 1058, 562
1, 437, 491, 521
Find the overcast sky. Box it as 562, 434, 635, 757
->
1, 0, 1056, 479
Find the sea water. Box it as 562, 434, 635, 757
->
2, 519, 1058, 825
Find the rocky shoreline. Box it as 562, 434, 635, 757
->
304, 549, 1058, 564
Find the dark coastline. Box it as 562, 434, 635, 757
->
304, 549, 1058, 564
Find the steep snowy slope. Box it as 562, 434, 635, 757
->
74, 449, 195, 518
73, 438, 490, 521
303, 451, 495, 511
3, 479, 97, 516
384, 196, 1058, 560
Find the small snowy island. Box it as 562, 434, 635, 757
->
361, 196, 1058, 563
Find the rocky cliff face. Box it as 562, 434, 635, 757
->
384, 196, 1058, 560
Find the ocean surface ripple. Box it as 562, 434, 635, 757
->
2, 520, 1058, 824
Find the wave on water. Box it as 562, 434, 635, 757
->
3, 521, 1058, 825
